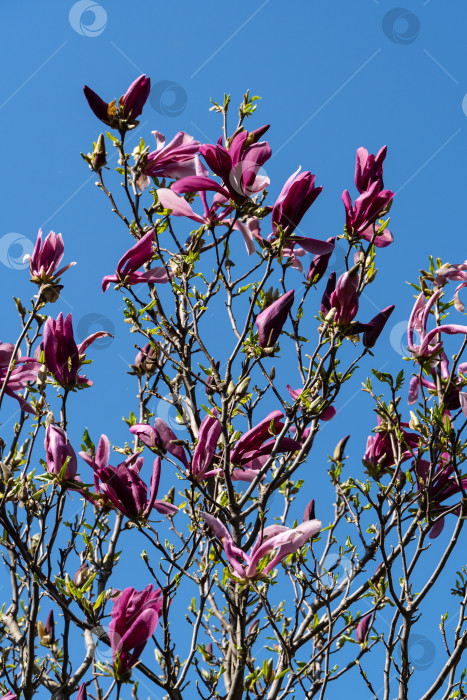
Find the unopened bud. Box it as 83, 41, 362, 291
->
18, 439, 30, 459
409, 411, 421, 431
14, 297, 26, 317
325, 307, 337, 323
333, 434, 350, 462
264, 658, 275, 683
74, 563, 91, 588
18, 480, 29, 502
235, 376, 250, 399
247, 619, 259, 638
37, 620, 53, 646
0, 461, 11, 482
92, 133, 107, 171
303, 499, 316, 522
353, 251, 364, 265
37, 364, 48, 392
29, 533, 40, 555
205, 360, 220, 396
39, 283, 63, 304
44, 610, 55, 645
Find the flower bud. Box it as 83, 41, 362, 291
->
356, 614, 372, 644
37, 364, 48, 392
206, 360, 220, 395
247, 619, 260, 638
132, 342, 159, 375
76, 685, 88, 700
235, 376, 250, 399
306, 237, 335, 284
333, 435, 350, 462
74, 562, 91, 588
92, 133, 107, 171
303, 499, 316, 522
256, 290, 294, 349
39, 283, 63, 304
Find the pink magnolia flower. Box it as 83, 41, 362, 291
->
354, 146, 387, 194
130, 418, 189, 470
171, 127, 271, 202
191, 410, 222, 480
0, 342, 40, 414
158, 156, 231, 222
1, 693, 17, 700
102, 230, 171, 292
407, 290, 467, 361
409, 351, 467, 408
435, 261, 467, 312
272, 168, 322, 238
83, 74, 150, 129
109, 585, 163, 678
321, 269, 359, 326
24, 229, 75, 284
42, 313, 111, 387
202, 511, 321, 581
79, 435, 177, 519
268, 168, 334, 261
157, 159, 262, 255
135, 131, 201, 191
363, 417, 419, 473
286, 385, 336, 421
415, 454, 467, 538
45, 425, 78, 480
229, 410, 304, 482
342, 182, 394, 246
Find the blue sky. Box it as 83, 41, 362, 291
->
2, 0, 467, 696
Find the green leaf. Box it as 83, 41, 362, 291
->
93, 590, 106, 611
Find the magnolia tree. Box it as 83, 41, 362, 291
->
1, 74, 467, 700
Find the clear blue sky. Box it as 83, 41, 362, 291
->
1, 1, 467, 696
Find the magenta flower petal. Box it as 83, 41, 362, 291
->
256, 290, 294, 348
44, 425, 78, 480
356, 613, 372, 643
